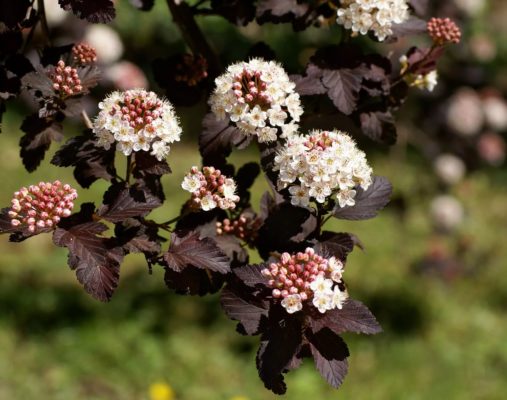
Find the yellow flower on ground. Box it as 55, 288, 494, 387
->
149, 382, 175, 400
229, 396, 249, 400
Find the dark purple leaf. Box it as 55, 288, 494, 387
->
164, 232, 231, 274
53, 204, 123, 302
308, 328, 349, 388
409, 0, 430, 16
5, 54, 34, 78
40, 44, 74, 67
256, 312, 302, 394
20, 114, 63, 172
133, 152, 171, 176
0, 30, 23, 56
293, 64, 326, 96
233, 263, 269, 288
314, 232, 357, 261
78, 65, 101, 92
256, 0, 309, 22
164, 265, 226, 296
210, 0, 256, 26
51, 131, 117, 188
322, 67, 365, 115
221, 286, 268, 335
360, 111, 397, 145
58, 0, 116, 23
405, 46, 445, 76
98, 183, 162, 223
256, 203, 317, 260
333, 176, 392, 221
310, 299, 382, 335
200, 113, 251, 165
0, 0, 31, 28
115, 219, 163, 257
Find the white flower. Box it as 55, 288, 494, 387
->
200, 194, 217, 211
331, 286, 349, 310
208, 58, 301, 143
181, 174, 201, 193
281, 294, 303, 314
93, 89, 182, 159
328, 257, 344, 283
310, 275, 334, 295
274, 130, 372, 207
446, 88, 484, 137
222, 178, 237, 200
313, 292, 333, 314
433, 154, 466, 185
336, 0, 410, 42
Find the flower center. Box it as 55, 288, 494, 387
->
232, 69, 271, 110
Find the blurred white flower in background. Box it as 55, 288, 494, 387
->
469, 34, 497, 62
482, 95, 507, 131
446, 88, 484, 136
478, 132, 506, 166
42, 1, 68, 26
84, 25, 124, 65
105, 61, 149, 90
430, 195, 464, 231
453, 0, 486, 16
433, 154, 466, 186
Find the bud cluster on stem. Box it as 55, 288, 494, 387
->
50, 60, 82, 97
9, 181, 77, 233
72, 43, 98, 65
427, 17, 461, 46
175, 54, 208, 86
216, 213, 262, 242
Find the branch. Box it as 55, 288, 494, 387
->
165, 0, 221, 79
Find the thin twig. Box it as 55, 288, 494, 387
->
165, 0, 221, 79
81, 110, 93, 129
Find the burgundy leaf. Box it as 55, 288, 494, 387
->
200, 113, 251, 165
314, 232, 356, 261
20, 114, 63, 172
115, 219, 163, 256
233, 263, 269, 288
58, 0, 116, 23
293, 64, 326, 96
322, 67, 365, 115
256, 313, 302, 394
164, 265, 226, 296
133, 152, 171, 176
360, 111, 397, 145
51, 131, 117, 188
77, 65, 101, 92
333, 176, 392, 220
310, 299, 382, 335
390, 17, 428, 39
98, 183, 162, 223
164, 232, 231, 274
308, 328, 349, 388
221, 286, 268, 335
0, 0, 31, 28
210, 0, 256, 26
53, 213, 123, 302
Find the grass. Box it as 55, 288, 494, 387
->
1, 107, 507, 400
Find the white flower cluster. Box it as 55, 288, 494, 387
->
209, 58, 303, 143
336, 0, 410, 41
93, 89, 182, 161
273, 130, 372, 208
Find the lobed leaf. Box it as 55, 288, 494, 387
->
332, 176, 392, 221
58, 0, 116, 23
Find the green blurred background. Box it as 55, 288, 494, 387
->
1, 1, 507, 399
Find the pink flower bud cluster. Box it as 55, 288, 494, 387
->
175, 54, 208, 87
216, 214, 262, 242
93, 90, 182, 161
50, 60, 82, 97
72, 43, 98, 65
261, 248, 348, 314
181, 166, 240, 212
9, 181, 77, 233
427, 17, 461, 46
232, 68, 271, 109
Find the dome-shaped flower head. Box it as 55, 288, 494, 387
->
181, 166, 240, 211
8, 181, 77, 233
336, 0, 410, 41
274, 130, 372, 208
261, 248, 348, 314
92, 89, 182, 161
208, 58, 302, 143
